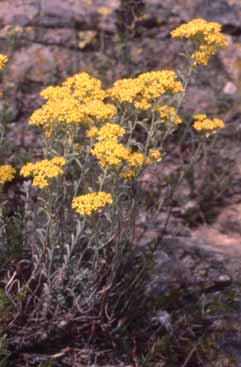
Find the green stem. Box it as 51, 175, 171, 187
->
99, 166, 108, 192
144, 104, 157, 155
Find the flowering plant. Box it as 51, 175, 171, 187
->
0, 18, 227, 360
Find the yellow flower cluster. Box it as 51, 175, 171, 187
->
137, 71, 184, 101
91, 139, 130, 168
121, 149, 162, 180
122, 150, 162, 179
0, 164, 16, 184
107, 78, 143, 104
29, 72, 116, 136
89, 123, 146, 173
145, 149, 162, 165
121, 152, 146, 179
0, 54, 8, 70
193, 114, 224, 132
107, 70, 183, 110
126, 152, 145, 167
80, 100, 116, 121
89, 122, 129, 168
158, 105, 182, 125
171, 18, 227, 66
97, 6, 112, 16
72, 192, 113, 216
20, 157, 66, 189
87, 123, 125, 141
89, 122, 161, 179
63, 72, 105, 101
30, 90, 86, 135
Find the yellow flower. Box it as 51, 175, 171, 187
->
30, 73, 115, 135
81, 100, 116, 121
30, 95, 87, 135
126, 152, 145, 168
72, 192, 112, 216
171, 18, 227, 66
171, 19, 222, 38
86, 126, 99, 139
107, 70, 183, 109
120, 152, 145, 180
97, 6, 112, 17
107, 78, 143, 104
193, 114, 224, 132
87, 123, 125, 141
134, 99, 151, 110
40, 85, 69, 101
158, 105, 182, 125
20, 157, 65, 189
121, 169, 136, 180
50, 156, 66, 166
91, 139, 130, 168
0, 55, 8, 70
0, 164, 16, 184
137, 70, 184, 98
63, 72, 105, 101
145, 149, 162, 164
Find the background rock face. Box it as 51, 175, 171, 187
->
0, 0, 241, 127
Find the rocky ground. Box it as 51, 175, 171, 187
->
1, 0, 241, 366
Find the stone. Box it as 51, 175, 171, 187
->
194, 0, 241, 29
220, 36, 241, 86
215, 274, 232, 287
0, 1, 39, 26
7, 45, 55, 84
223, 81, 237, 95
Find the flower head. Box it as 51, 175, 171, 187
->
145, 149, 162, 164
29, 93, 87, 135
171, 18, 227, 66
120, 151, 145, 180
91, 139, 130, 168
193, 114, 224, 133
107, 70, 183, 110
72, 192, 112, 216
87, 123, 125, 141
0, 164, 16, 184
97, 6, 112, 17
126, 152, 145, 168
20, 157, 65, 189
63, 72, 105, 101
80, 100, 116, 121
121, 149, 162, 180
158, 105, 182, 125
107, 78, 143, 104
29, 72, 115, 135
0, 55, 8, 70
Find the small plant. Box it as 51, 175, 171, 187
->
0, 19, 228, 362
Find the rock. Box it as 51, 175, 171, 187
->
7, 45, 55, 84
184, 85, 220, 115
223, 81, 237, 95
193, 226, 241, 256
38, 0, 119, 30
39, 0, 77, 27
194, 0, 241, 29
220, 36, 241, 87
216, 203, 241, 235
0, 0, 39, 26
152, 310, 173, 334
35, 28, 77, 48
215, 274, 232, 287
